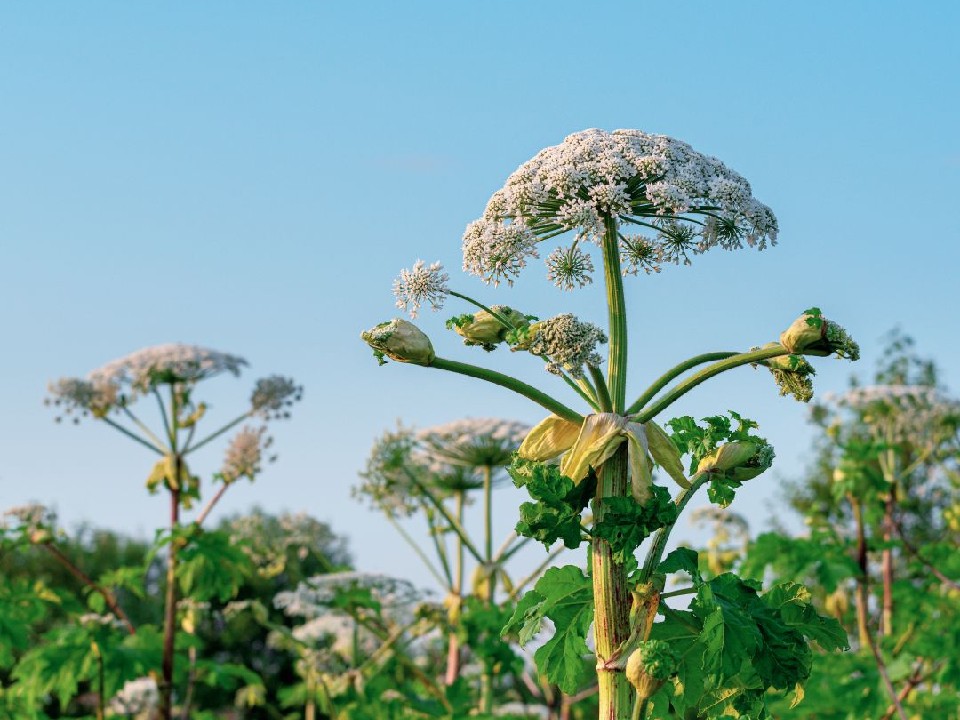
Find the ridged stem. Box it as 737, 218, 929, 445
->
593, 217, 632, 720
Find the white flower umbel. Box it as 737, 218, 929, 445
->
462, 128, 778, 286
89, 343, 248, 397
393, 260, 450, 317
416, 418, 530, 468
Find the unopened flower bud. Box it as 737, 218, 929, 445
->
780, 308, 859, 360
450, 305, 529, 351
625, 640, 678, 700
361, 319, 435, 366
697, 440, 773, 482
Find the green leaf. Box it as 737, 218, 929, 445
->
509, 458, 593, 549
503, 565, 593, 694
658, 547, 702, 583
591, 485, 677, 563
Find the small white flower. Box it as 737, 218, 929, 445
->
546, 245, 595, 290
393, 260, 449, 318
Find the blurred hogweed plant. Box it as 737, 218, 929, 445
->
273, 572, 430, 719
46, 343, 302, 720
362, 128, 860, 719
357, 418, 530, 699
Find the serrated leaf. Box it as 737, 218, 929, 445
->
503, 565, 593, 694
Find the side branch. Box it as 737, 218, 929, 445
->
429, 357, 583, 424
626, 352, 738, 416
631, 345, 789, 423
44, 544, 136, 635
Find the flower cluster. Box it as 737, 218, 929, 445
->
45, 377, 119, 422
275, 572, 421, 622
463, 128, 778, 286
416, 418, 530, 468
220, 426, 271, 483
514, 313, 607, 377
107, 677, 159, 716
47, 344, 249, 419
89, 343, 248, 394
393, 260, 450, 317
251, 375, 303, 419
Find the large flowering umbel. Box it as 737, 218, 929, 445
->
89, 344, 248, 396
463, 128, 778, 287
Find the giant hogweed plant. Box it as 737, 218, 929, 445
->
41, 344, 302, 720
357, 418, 531, 705
362, 129, 858, 719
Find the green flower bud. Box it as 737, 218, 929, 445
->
625, 640, 678, 700
361, 319, 435, 366
697, 440, 774, 482
780, 308, 860, 360
449, 306, 529, 351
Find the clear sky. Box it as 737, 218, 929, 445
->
1, 2, 958, 590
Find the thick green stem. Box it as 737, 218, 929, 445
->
625, 352, 737, 415
594, 218, 633, 720
631, 345, 789, 423
601, 216, 627, 413
430, 357, 583, 424
481, 465, 497, 713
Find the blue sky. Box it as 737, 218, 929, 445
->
1, 2, 958, 589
